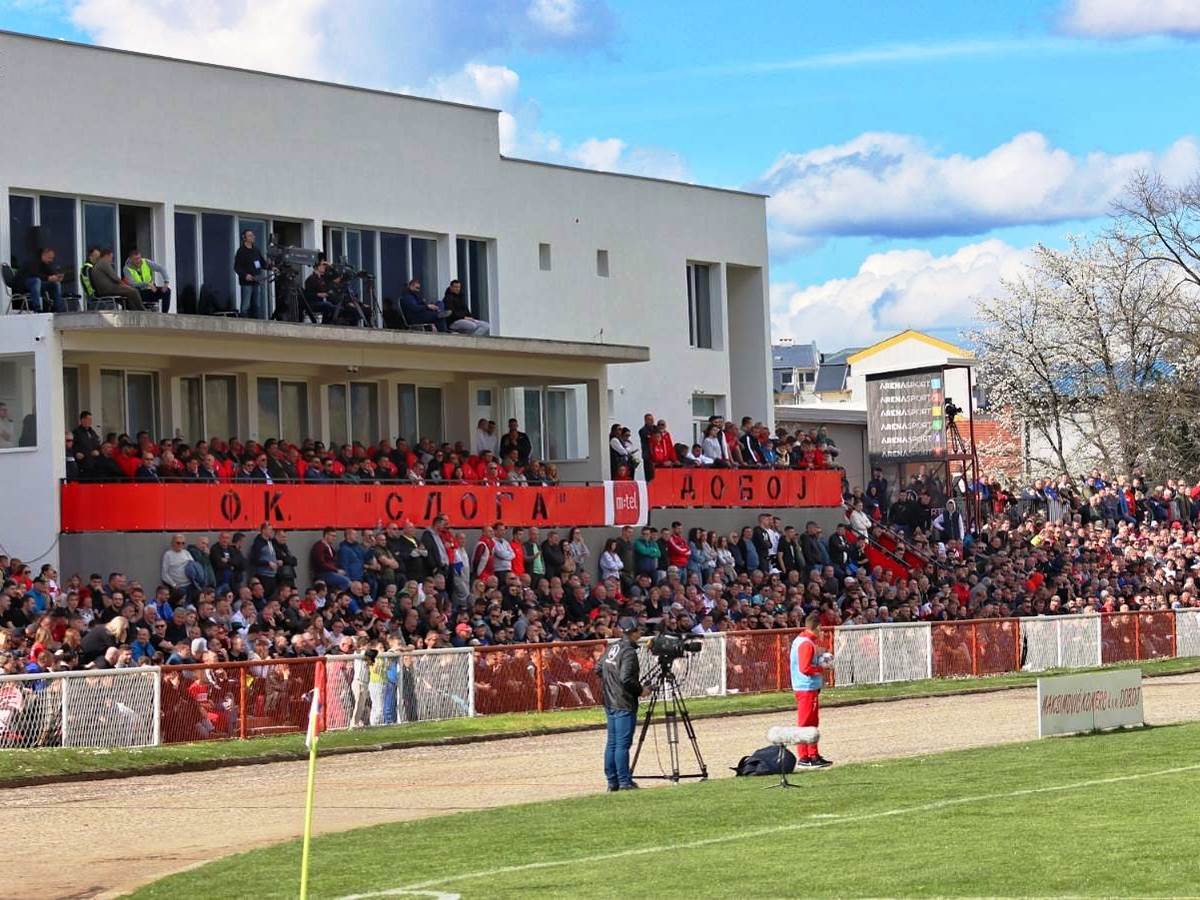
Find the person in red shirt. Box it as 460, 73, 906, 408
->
510, 527, 528, 577
647, 420, 679, 468
789, 612, 832, 767
666, 522, 691, 569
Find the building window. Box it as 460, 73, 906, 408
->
412, 237, 438, 296
596, 249, 609, 277
329, 381, 379, 447
687, 262, 714, 349
456, 237, 491, 321
201, 213, 235, 312
174, 212, 199, 314
780, 370, 794, 386
181, 374, 237, 441
539, 242, 552, 271
83, 202, 117, 258
397, 383, 444, 446
691, 393, 722, 444
280, 381, 309, 446
0, 354, 37, 450
100, 369, 160, 439
8, 194, 35, 269
380, 231, 410, 300
38, 196, 78, 289
62, 367, 80, 431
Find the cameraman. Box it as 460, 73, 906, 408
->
303, 260, 338, 323
600, 623, 642, 791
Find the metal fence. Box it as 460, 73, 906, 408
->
8, 610, 1200, 752
0, 667, 160, 749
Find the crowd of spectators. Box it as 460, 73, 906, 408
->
64, 412, 563, 486
611, 413, 841, 480
8, 463, 1200, 686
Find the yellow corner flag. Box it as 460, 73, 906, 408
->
300, 661, 325, 900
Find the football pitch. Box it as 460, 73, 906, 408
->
131, 720, 1200, 899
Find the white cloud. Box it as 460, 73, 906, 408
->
755, 131, 1200, 251
527, 0, 586, 37
1062, 0, 1200, 38
70, 0, 330, 79
427, 63, 522, 109
571, 137, 626, 171
771, 239, 1031, 348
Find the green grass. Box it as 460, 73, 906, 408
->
5, 655, 1197, 787
129, 721, 1200, 899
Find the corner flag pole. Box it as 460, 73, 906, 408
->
300, 660, 325, 900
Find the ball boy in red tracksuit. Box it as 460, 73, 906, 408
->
789, 612, 832, 768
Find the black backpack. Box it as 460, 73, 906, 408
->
732, 745, 796, 777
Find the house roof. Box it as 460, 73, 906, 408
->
846, 330, 972, 365
814, 363, 849, 394
821, 346, 864, 366
771, 342, 818, 370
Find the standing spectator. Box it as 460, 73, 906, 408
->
474, 418, 499, 455
337, 528, 367, 584
234, 229, 268, 319
160, 534, 192, 592
638, 413, 657, 483
609, 425, 639, 479
566, 527, 590, 573
599, 538, 624, 582
250, 523, 281, 598
500, 419, 532, 466
665, 522, 691, 570
72, 411, 102, 468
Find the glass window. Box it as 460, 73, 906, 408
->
126, 373, 158, 439
380, 232, 409, 300
181, 376, 204, 442
398, 383, 417, 445
417, 386, 443, 446
281, 381, 309, 445
412, 237, 438, 296
346, 230, 361, 270
523, 389, 543, 461
205, 375, 237, 439
546, 390, 568, 460
39, 196, 78, 288
83, 202, 117, 258
456, 238, 490, 321
330, 229, 345, 265
8, 194, 35, 269
687, 263, 713, 350
201, 213, 234, 311
257, 378, 280, 440
539, 243, 551, 271
360, 229, 376, 307
328, 384, 348, 446
596, 249, 610, 277
349, 382, 378, 446
0, 354, 37, 449
100, 370, 125, 438
174, 212, 198, 315
62, 367, 80, 432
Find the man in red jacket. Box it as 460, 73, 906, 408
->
666, 522, 691, 569
789, 612, 832, 768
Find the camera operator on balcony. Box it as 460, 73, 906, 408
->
302, 259, 339, 324
600, 622, 643, 792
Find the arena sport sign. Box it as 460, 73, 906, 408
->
865, 369, 948, 460
1036, 668, 1144, 737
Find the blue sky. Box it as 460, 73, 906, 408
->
4, 0, 1198, 348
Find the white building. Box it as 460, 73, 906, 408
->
0, 31, 771, 565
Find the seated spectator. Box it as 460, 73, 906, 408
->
123, 247, 172, 311
90, 248, 144, 310
395, 278, 446, 331
647, 420, 680, 468
442, 279, 490, 335
18, 247, 67, 313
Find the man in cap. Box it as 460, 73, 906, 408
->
600, 622, 642, 791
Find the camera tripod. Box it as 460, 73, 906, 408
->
947, 416, 969, 455
270, 266, 320, 324
630, 659, 708, 783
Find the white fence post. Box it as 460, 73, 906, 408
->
467, 648, 477, 717
1055, 619, 1063, 669
716, 633, 728, 697
60, 674, 70, 747
152, 669, 163, 746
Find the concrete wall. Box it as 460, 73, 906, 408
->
57, 504, 848, 588
0, 32, 769, 440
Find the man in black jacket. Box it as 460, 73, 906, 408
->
778, 525, 804, 575
234, 229, 268, 319
600, 623, 642, 791
72, 411, 102, 467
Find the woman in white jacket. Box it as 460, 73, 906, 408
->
599, 538, 624, 582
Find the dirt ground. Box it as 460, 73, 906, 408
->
6, 675, 1200, 900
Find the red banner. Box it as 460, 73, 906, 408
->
646, 468, 842, 509
60, 469, 845, 533
60, 482, 607, 533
